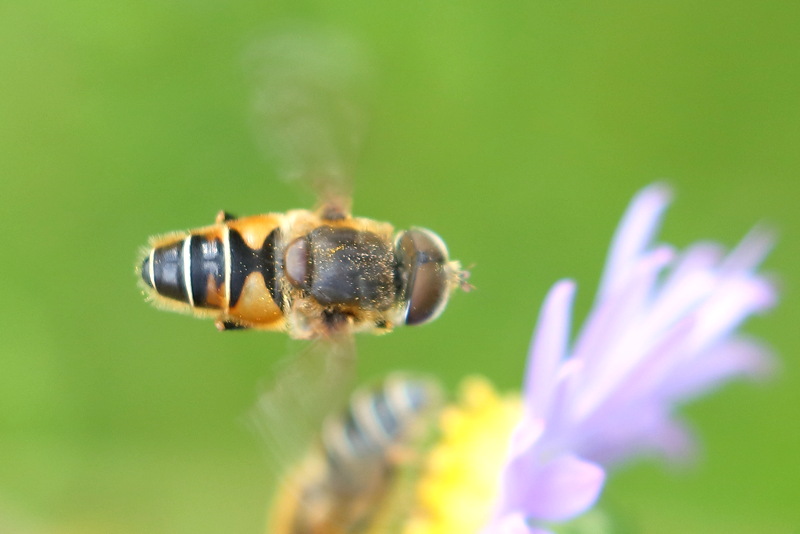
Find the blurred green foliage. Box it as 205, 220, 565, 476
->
0, 1, 798, 533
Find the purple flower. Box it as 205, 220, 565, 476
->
485, 184, 777, 533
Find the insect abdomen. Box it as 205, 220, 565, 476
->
140, 215, 285, 329
270, 376, 440, 534
320, 376, 438, 493
141, 233, 225, 308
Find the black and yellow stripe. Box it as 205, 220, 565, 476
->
140, 225, 283, 311
321, 376, 437, 483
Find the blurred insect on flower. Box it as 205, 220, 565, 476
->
265, 184, 777, 534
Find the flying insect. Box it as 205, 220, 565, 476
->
137, 30, 469, 339
266, 374, 440, 534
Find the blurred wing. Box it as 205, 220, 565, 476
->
248, 335, 357, 471
245, 27, 373, 214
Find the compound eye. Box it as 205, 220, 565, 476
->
396, 229, 451, 326
406, 262, 449, 325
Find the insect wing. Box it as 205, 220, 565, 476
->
250, 336, 357, 534
255, 365, 445, 534
246, 27, 373, 215
249, 335, 356, 472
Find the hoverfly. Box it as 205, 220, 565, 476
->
264, 374, 441, 534
137, 29, 469, 340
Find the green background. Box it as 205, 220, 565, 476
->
1, 1, 797, 533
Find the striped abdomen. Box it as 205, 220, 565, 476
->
321, 375, 437, 483
270, 376, 440, 534
139, 214, 285, 330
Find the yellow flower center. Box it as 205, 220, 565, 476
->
403, 376, 522, 534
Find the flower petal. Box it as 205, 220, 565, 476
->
500, 453, 605, 522
597, 183, 672, 301
574, 315, 696, 425
688, 275, 776, 353
580, 406, 696, 465
478, 185, 777, 534
572, 246, 675, 419
524, 280, 576, 418
659, 337, 776, 402
721, 225, 775, 273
